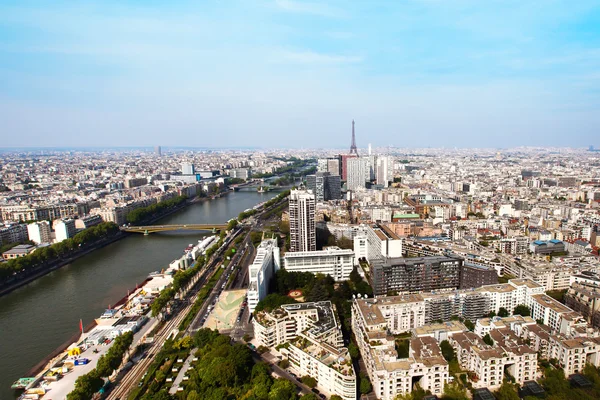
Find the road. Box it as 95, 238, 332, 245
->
107, 229, 243, 400
107, 195, 290, 398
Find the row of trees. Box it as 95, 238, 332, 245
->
139, 328, 328, 400
253, 158, 316, 179
67, 332, 134, 400
0, 222, 120, 284
126, 195, 188, 225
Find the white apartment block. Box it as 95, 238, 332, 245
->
289, 189, 316, 252
352, 299, 448, 399
358, 224, 403, 264
27, 221, 52, 244
283, 246, 355, 281
247, 239, 280, 313
547, 335, 600, 376
54, 218, 76, 242
347, 157, 367, 191
253, 302, 356, 400
450, 329, 537, 390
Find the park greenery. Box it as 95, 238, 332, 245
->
134, 328, 307, 400
67, 332, 134, 400
253, 158, 316, 179
0, 221, 120, 284
126, 195, 188, 225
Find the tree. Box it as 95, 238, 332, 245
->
513, 304, 531, 317
360, 375, 372, 394
483, 333, 494, 346
348, 342, 360, 360
330, 396, 343, 400
442, 382, 468, 400
299, 395, 319, 400
278, 358, 289, 369
498, 307, 509, 317
269, 378, 298, 400
494, 381, 520, 400
440, 340, 456, 362
301, 376, 317, 388
349, 266, 362, 285
463, 319, 474, 331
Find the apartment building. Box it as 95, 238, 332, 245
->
450, 329, 537, 390
247, 238, 280, 313
289, 189, 316, 252
565, 282, 600, 329
253, 302, 356, 400
371, 256, 462, 296
283, 246, 355, 281
27, 221, 52, 244
352, 299, 449, 399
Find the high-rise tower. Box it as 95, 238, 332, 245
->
349, 119, 358, 155
289, 189, 316, 252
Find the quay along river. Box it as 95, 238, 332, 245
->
0, 191, 277, 399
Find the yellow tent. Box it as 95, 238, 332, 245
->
67, 347, 81, 356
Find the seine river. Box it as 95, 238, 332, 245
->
0, 191, 276, 399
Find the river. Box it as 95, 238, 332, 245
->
0, 191, 277, 399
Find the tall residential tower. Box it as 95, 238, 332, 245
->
289, 189, 316, 252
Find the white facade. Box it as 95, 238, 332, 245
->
365, 224, 403, 263
247, 238, 280, 313
376, 156, 390, 187
347, 157, 367, 191
254, 302, 356, 400
283, 246, 355, 281
27, 221, 52, 244
55, 219, 76, 242
289, 190, 316, 252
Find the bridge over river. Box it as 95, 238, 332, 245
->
121, 224, 228, 235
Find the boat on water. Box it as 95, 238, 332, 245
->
257, 186, 266, 193
184, 243, 194, 252
11, 377, 36, 390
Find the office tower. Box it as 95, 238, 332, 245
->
181, 162, 195, 175
317, 159, 329, 172
349, 119, 358, 155
155, 146, 162, 156
340, 154, 357, 181
346, 157, 367, 191
289, 189, 316, 252
327, 158, 341, 176
376, 156, 389, 187
306, 172, 342, 202
27, 221, 52, 244
368, 143, 372, 156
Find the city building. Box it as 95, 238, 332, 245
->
358, 223, 403, 263
289, 189, 316, 252
0, 223, 29, 245
74, 214, 103, 230
459, 263, 498, 289
346, 157, 367, 191
55, 219, 76, 242
352, 298, 449, 399
254, 302, 356, 400
529, 239, 565, 255
27, 221, 52, 244
181, 162, 195, 175
247, 238, 280, 313
2, 244, 36, 260
283, 246, 355, 281
371, 256, 462, 296
306, 172, 341, 202
565, 282, 600, 329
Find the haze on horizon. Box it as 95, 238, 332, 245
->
1, 0, 599, 149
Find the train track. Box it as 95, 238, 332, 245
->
106, 230, 245, 399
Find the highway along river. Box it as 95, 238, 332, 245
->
0, 191, 277, 399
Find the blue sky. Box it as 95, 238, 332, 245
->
1, 0, 599, 149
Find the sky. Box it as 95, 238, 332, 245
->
1, 0, 600, 149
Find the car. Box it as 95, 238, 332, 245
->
311, 388, 320, 394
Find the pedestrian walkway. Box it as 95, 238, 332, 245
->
168, 349, 196, 394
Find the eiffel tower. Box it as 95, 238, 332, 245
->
349, 119, 358, 155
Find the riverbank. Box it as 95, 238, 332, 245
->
0, 190, 277, 400
0, 193, 221, 299
0, 232, 127, 298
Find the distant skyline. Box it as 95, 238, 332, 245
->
1, 1, 599, 148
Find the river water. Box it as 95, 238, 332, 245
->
0, 191, 276, 399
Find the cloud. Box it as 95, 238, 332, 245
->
274, 0, 344, 17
